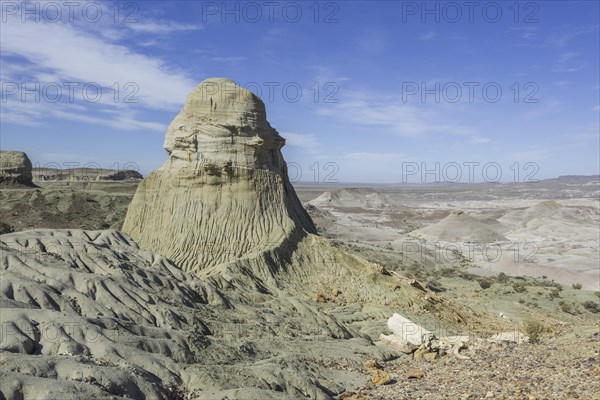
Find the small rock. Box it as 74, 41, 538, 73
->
340, 392, 367, 400
314, 293, 326, 303
423, 352, 438, 362
371, 369, 391, 385
405, 368, 426, 379
269, 383, 283, 392
413, 346, 428, 361
485, 391, 494, 398
364, 359, 381, 370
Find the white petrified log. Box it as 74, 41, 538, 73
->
489, 331, 529, 344
384, 313, 471, 359
379, 333, 417, 354
387, 313, 432, 346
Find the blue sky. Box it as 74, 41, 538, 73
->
1, 0, 598, 183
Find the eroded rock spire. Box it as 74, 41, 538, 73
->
123, 78, 315, 273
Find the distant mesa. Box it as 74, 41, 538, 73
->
32, 167, 143, 182
0, 150, 35, 187
411, 211, 508, 243
308, 188, 393, 210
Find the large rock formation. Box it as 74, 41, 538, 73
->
123, 78, 316, 277
0, 150, 34, 187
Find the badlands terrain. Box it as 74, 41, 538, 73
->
1, 79, 599, 399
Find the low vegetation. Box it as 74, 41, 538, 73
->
512, 282, 527, 293
523, 319, 550, 344
582, 301, 600, 313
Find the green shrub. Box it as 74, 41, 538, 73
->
547, 288, 561, 301
477, 278, 493, 290
536, 279, 562, 290
582, 301, 600, 313
497, 272, 510, 284
572, 283, 583, 290
523, 320, 549, 344
558, 301, 578, 315
439, 267, 456, 277
459, 271, 476, 281
513, 282, 527, 293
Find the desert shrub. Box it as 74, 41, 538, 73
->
403, 264, 426, 281
547, 288, 561, 301
558, 301, 578, 315
523, 320, 549, 344
458, 271, 476, 281
439, 267, 456, 277
513, 282, 527, 293
477, 278, 493, 290
595, 291, 600, 299
497, 272, 510, 284
422, 301, 436, 312
535, 279, 563, 290
572, 283, 583, 290
428, 271, 441, 280
582, 301, 600, 314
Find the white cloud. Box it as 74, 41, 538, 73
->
127, 21, 201, 34
280, 132, 330, 159
316, 89, 477, 138
469, 136, 491, 144
554, 52, 587, 73
1, 17, 198, 130
210, 56, 247, 63
281, 132, 319, 150
1, 21, 196, 110
509, 148, 549, 162
419, 31, 435, 41
546, 25, 598, 47
355, 28, 388, 53
345, 152, 405, 161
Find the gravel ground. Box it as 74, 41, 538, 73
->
343, 322, 600, 400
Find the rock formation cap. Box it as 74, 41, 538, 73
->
163, 78, 285, 171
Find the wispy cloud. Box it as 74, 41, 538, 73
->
469, 136, 491, 144
509, 148, 550, 162
546, 25, 598, 47
280, 132, 326, 158
316, 89, 477, 138
127, 21, 202, 34
508, 26, 538, 46
554, 52, 587, 73
419, 31, 436, 41
345, 152, 405, 161
1, 16, 197, 130
210, 56, 247, 63
355, 28, 388, 53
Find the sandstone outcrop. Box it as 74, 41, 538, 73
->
0, 150, 34, 187
123, 79, 319, 282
